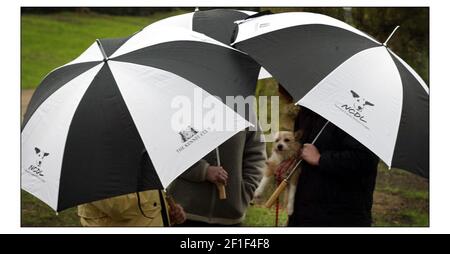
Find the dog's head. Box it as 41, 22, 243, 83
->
34, 147, 49, 167
272, 131, 302, 160
351, 90, 374, 112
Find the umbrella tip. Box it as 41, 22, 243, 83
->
383, 25, 400, 46
96, 39, 109, 62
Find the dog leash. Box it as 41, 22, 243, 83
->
274, 170, 282, 227
275, 193, 280, 227
273, 158, 298, 226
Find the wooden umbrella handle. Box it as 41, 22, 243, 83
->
217, 183, 226, 199
265, 180, 288, 208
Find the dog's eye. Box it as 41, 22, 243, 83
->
275, 139, 280, 142
284, 139, 290, 142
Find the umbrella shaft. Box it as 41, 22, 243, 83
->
311, 120, 330, 144
215, 147, 221, 166
285, 159, 303, 181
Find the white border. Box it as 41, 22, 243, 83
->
3, 0, 449, 234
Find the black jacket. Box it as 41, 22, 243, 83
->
289, 115, 379, 227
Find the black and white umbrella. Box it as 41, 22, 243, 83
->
21, 26, 259, 211
146, 9, 269, 199
148, 8, 272, 80
150, 8, 255, 44
233, 12, 429, 178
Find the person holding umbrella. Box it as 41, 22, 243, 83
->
78, 152, 187, 227
168, 126, 266, 226
289, 107, 379, 227
148, 8, 267, 227
78, 190, 186, 227
21, 26, 257, 224
233, 12, 428, 226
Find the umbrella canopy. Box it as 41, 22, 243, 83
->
21, 26, 258, 211
148, 8, 272, 81
149, 9, 255, 44
233, 12, 429, 178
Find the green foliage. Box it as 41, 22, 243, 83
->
351, 8, 429, 84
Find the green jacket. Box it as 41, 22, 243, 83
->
167, 129, 266, 225
77, 190, 169, 227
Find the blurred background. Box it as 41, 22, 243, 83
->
21, 7, 429, 227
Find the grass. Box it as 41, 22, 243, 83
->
377, 186, 428, 200
371, 163, 429, 227
21, 12, 429, 227
21, 10, 188, 89
244, 205, 288, 227
21, 191, 80, 227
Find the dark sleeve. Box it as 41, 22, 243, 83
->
318, 129, 379, 176
241, 128, 266, 204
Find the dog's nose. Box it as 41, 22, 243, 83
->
277, 144, 283, 151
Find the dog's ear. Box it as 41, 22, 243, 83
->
43, 152, 49, 157
364, 101, 375, 107
350, 90, 359, 98
294, 130, 303, 141
34, 147, 40, 154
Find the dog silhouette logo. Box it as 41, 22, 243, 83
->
27, 147, 49, 177
336, 90, 376, 126
35, 147, 49, 168
179, 126, 199, 143
350, 90, 375, 112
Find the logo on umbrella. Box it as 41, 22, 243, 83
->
258, 22, 270, 29
25, 147, 49, 178
336, 90, 375, 128
179, 126, 199, 143
176, 126, 209, 153
350, 90, 375, 112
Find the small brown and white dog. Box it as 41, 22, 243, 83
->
254, 131, 302, 215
